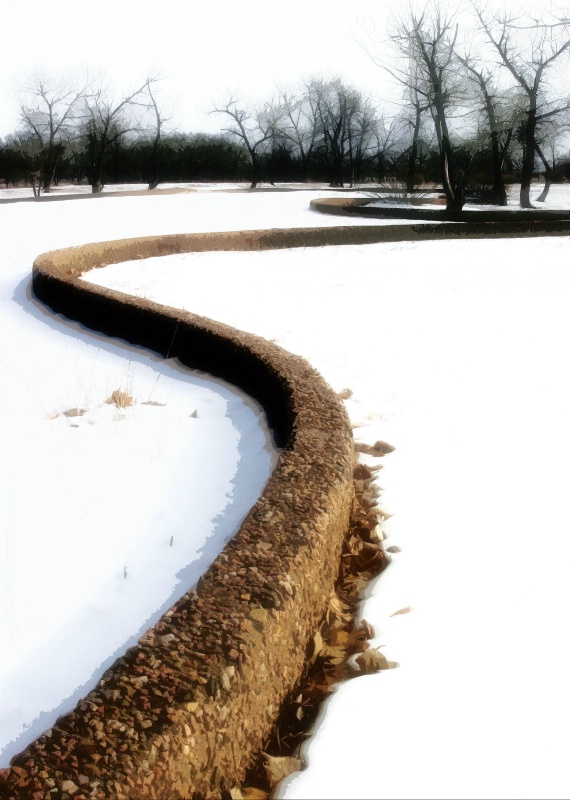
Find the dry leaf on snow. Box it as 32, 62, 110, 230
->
390, 606, 413, 617
63, 407, 86, 417
355, 647, 398, 674
262, 753, 303, 787
354, 440, 395, 456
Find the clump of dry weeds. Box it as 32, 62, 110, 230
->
105, 388, 135, 408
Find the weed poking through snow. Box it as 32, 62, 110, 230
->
106, 388, 135, 408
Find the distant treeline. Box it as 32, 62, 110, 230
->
1, 2, 569, 210
0, 129, 526, 189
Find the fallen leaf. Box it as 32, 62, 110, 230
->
320, 644, 349, 664
355, 647, 397, 674
390, 606, 413, 617
329, 629, 352, 647
327, 592, 352, 624
309, 630, 323, 664
240, 787, 269, 799
63, 407, 86, 417
359, 619, 375, 640
353, 463, 372, 480
373, 439, 395, 454
341, 573, 370, 595
262, 753, 303, 787
354, 440, 395, 457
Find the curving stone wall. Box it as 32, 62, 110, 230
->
309, 195, 570, 226
0, 229, 363, 800
3, 216, 570, 800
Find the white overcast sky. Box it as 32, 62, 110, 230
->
0, 0, 563, 138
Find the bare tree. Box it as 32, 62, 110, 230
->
18, 72, 85, 193
456, 53, 516, 205
346, 97, 384, 186
212, 98, 274, 188
534, 115, 570, 200
305, 78, 371, 187
388, 2, 467, 212
142, 78, 174, 190
475, 5, 570, 206
79, 77, 151, 192
398, 85, 432, 192
270, 81, 394, 185
318, 78, 353, 187
275, 88, 321, 181
362, 25, 433, 191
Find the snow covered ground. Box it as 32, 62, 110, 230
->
0, 185, 380, 766
2, 183, 570, 798
0, 181, 245, 200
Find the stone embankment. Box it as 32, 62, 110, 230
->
0, 229, 363, 800
2, 210, 569, 799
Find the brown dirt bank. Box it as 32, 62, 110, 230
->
2, 215, 568, 800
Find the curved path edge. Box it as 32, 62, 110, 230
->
2, 217, 569, 799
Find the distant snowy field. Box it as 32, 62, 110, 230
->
0, 182, 247, 200
2, 183, 570, 799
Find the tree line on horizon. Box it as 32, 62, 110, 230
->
0, 1, 569, 212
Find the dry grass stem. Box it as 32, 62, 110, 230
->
106, 388, 135, 408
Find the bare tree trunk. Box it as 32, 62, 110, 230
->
146, 79, 170, 191
147, 139, 160, 190
489, 130, 507, 205
434, 110, 464, 214
534, 141, 554, 202
406, 104, 423, 193
520, 110, 537, 208
31, 171, 41, 197
148, 137, 161, 189
535, 179, 551, 202
250, 152, 261, 188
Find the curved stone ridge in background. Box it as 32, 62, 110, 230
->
310, 195, 570, 224
2, 217, 570, 799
